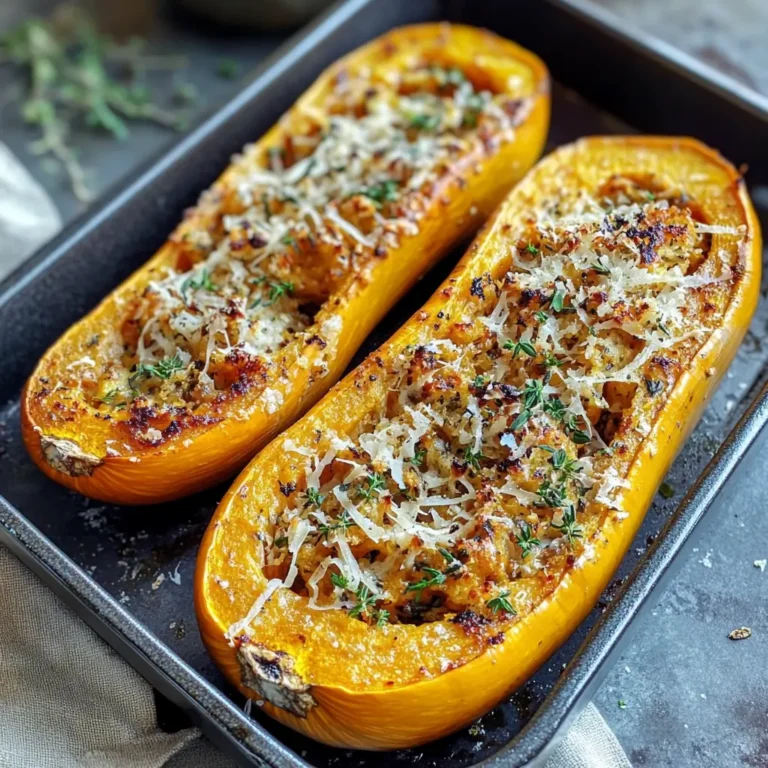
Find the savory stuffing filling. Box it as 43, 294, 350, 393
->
69, 62, 527, 431
229, 178, 744, 637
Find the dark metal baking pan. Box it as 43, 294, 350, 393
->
2, 0, 768, 766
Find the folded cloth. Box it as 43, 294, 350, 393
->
544, 704, 631, 768
0, 545, 227, 768
0, 142, 61, 276
0, 141, 630, 768
0, 542, 630, 768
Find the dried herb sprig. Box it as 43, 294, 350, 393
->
0, 8, 194, 202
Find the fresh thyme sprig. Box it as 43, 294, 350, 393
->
181, 268, 216, 302
462, 446, 484, 471
349, 584, 377, 618
0, 8, 194, 202
317, 511, 355, 540
354, 179, 399, 208
357, 472, 386, 501
129, 354, 184, 390
516, 522, 541, 559
504, 339, 537, 359
405, 567, 446, 600
486, 590, 516, 615
304, 487, 324, 508
551, 505, 583, 545
250, 277, 294, 309
409, 448, 427, 467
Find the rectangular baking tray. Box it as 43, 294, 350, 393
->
2, 0, 768, 766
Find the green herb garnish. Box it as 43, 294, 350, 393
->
318, 511, 356, 539
536, 480, 569, 509
356, 179, 399, 208
542, 397, 566, 420
504, 339, 537, 359
130, 354, 184, 388
438, 547, 462, 574
551, 505, 583, 545
550, 288, 566, 313
462, 447, 484, 471
408, 112, 440, 131
516, 522, 541, 559
410, 448, 427, 467
523, 379, 544, 410
511, 410, 531, 431
349, 584, 377, 618
250, 278, 294, 308
486, 590, 516, 615
405, 567, 446, 599
330, 572, 348, 590
540, 446, 580, 477
357, 472, 386, 501
98, 389, 127, 409
659, 481, 675, 499
181, 268, 217, 300
304, 487, 324, 508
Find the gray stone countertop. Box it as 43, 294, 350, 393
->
2, 2, 768, 766
588, 3, 768, 764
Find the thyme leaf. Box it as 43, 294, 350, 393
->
551, 505, 583, 545
516, 522, 541, 559
486, 590, 516, 615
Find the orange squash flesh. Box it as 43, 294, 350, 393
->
20, 24, 550, 505
195, 136, 760, 750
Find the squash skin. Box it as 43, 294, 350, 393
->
195, 136, 761, 750
20, 24, 550, 505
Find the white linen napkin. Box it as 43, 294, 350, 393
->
0, 140, 630, 768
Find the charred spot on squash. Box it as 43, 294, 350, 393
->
595, 382, 639, 446
237, 641, 316, 718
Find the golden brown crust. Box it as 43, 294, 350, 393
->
196, 136, 761, 750
22, 23, 550, 504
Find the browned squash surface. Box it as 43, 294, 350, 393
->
196, 136, 761, 749
21, 23, 550, 503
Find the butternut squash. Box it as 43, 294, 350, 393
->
195, 136, 760, 750
20, 24, 550, 504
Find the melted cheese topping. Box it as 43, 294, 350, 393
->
229, 177, 744, 637
61, 63, 528, 441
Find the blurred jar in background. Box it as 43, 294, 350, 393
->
82, 0, 158, 37
174, 0, 334, 29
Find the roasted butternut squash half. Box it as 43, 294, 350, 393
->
20, 24, 549, 504
196, 136, 760, 750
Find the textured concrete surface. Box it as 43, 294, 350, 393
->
584, 7, 768, 763
3, 2, 768, 767
595, 437, 768, 767
590, 0, 768, 97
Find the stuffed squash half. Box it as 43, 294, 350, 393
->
196, 136, 760, 750
21, 24, 549, 504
